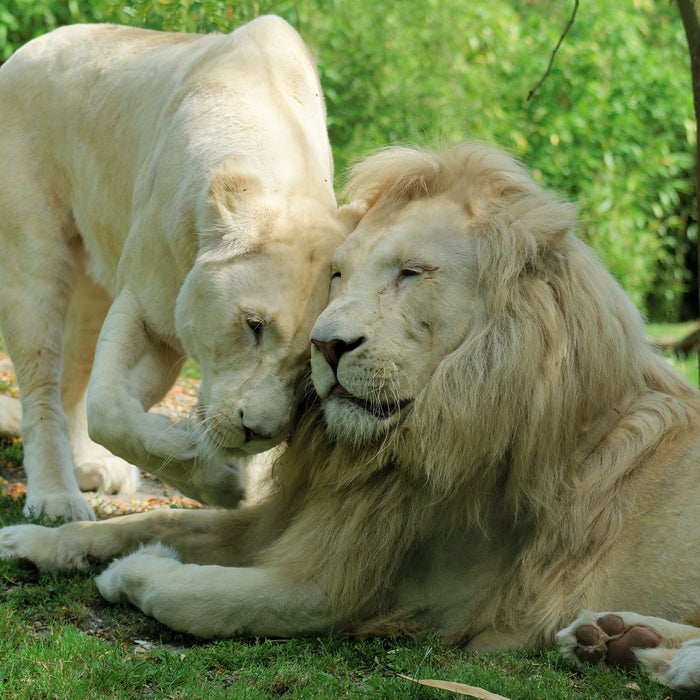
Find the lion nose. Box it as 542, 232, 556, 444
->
244, 425, 269, 443
238, 409, 273, 443
311, 337, 364, 373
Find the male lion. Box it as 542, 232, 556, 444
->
0, 17, 344, 522
1, 142, 698, 690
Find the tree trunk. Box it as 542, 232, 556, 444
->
675, 0, 700, 382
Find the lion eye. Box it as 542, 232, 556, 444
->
395, 263, 437, 287
245, 316, 265, 344
396, 268, 421, 285
329, 270, 342, 295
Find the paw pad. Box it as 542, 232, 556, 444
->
606, 626, 661, 668
572, 614, 661, 669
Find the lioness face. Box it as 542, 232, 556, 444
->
176, 238, 335, 455
311, 197, 480, 445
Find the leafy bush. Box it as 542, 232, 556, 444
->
0, 0, 696, 320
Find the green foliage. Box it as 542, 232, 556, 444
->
0, 437, 23, 469
0, 0, 696, 320
302, 0, 697, 320
647, 321, 700, 385
0, 0, 113, 59
516, 0, 697, 321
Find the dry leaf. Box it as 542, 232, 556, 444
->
398, 674, 511, 700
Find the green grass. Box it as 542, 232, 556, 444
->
0, 327, 696, 698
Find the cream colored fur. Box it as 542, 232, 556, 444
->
0, 17, 343, 522
0, 142, 698, 690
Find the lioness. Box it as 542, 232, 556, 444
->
1, 142, 698, 690
0, 17, 344, 522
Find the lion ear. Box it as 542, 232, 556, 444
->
522, 198, 577, 249
491, 174, 577, 251
208, 157, 265, 215
197, 158, 270, 255
338, 200, 370, 234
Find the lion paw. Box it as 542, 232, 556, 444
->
189, 462, 246, 508
96, 543, 180, 603
157, 452, 248, 508
73, 448, 141, 494
557, 611, 660, 668
0, 522, 102, 571
23, 491, 96, 523
0, 524, 61, 570
557, 611, 700, 690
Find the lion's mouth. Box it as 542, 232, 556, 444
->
330, 383, 410, 420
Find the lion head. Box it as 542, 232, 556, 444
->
309, 141, 692, 510
176, 160, 344, 455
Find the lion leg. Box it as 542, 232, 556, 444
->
0, 505, 264, 572
556, 610, 700, 690
62, 261, 140, 494
0, 207, 96, 522
86, 289, 246, 507
95, 544, 337, 639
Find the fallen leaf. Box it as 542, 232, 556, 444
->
397, 674, 511, 700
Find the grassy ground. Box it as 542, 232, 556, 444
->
0, 330, 695, 699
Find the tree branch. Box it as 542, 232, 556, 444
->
527, 0, 579, 101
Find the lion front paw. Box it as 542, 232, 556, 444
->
24, 491, 96, 523
189, 461, 246, 508
157, 451, 248, 508
557, 610, 700, 690
0, 522, 102, 571
0, 524, 61, 570
96, 543, 180, 603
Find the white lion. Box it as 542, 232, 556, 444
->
1, 142, 698, 691
0, 17, 344, 522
